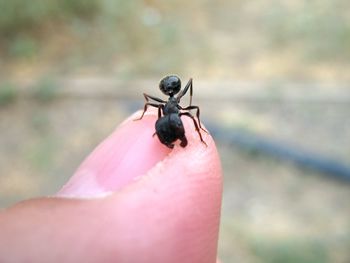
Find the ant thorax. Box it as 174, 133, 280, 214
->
163, 97, 179, 115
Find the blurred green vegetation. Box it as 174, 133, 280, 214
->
26, 136, 57, 171
0, 0, 99, 36
252, 238, 328, 263
9, 36, 38, 58
265, 0, 350, 60
218, 217, 336, 263
1, 0, 349, 78
33, 77, 59, 102
0, 82, 17, 106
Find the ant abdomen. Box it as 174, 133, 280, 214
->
155, 114, 187, 148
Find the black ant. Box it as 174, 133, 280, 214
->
135, 75, 207, 149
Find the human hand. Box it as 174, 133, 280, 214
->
0, 111, 222, 263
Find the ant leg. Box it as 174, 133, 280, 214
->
143, 93, 166, 103
152, 105, 164, 137
178, 105, 208, 133
180, 135, 188, 147
167, 143, 175, 149
180, 112, 207, 147
134, 103, 162, 120
176, 78, 193, 106
157, 105, 163, 119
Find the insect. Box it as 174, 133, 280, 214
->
135, 75, 207, 148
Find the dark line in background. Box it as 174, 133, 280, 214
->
125, 102, 350, 182
206, 122, 350, 182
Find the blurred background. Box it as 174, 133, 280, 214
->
0, 0, 350, 262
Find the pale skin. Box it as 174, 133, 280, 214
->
0, 111, 223, 263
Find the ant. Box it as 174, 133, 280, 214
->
135, 75, 207, 149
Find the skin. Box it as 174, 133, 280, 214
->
0, 110, 223, 263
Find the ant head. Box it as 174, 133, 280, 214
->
159, 75, 181, 96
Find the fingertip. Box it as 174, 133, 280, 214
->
58, 109, 222, 207
111, 117, 222, 262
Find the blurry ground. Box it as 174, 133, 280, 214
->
1, 0, 350, 262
